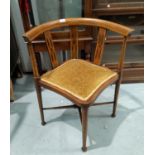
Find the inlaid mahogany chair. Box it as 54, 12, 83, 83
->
23, 18, 133, 152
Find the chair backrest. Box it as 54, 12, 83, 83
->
23, 18, 133, 78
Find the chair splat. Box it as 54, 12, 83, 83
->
94, 28, 106, 65
70, 26, 78, 59
44, 31, 59, 68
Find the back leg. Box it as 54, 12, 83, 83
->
112, 81, 121, 117
34, 79, 46, 125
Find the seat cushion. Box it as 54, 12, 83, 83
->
40, 59, 118, 104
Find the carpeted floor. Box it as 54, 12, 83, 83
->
11, 75, 144, 155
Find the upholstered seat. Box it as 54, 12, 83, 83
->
41, 59, 118, 104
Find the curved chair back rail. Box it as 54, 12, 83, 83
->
23, 18, 133, 42
23, 18, 134, 78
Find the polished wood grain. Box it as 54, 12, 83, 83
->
44, 31, 59, 68
94, 28, 106, 65
70, 26, 78, 59
23, 18, 133, 42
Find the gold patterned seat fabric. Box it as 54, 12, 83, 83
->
41, 59, 118, 104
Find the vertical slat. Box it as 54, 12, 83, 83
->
93, 28, 106, 65
70, 26, 78, 59
27, 43, 39, 77
44, 31, 59, 68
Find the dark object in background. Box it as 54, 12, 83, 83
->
10, 19, 23, 78
10, 19, 23, 102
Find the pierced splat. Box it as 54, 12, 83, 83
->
70, 26, 78, 59
94, 28, 106, 65
44, 31, 59, 68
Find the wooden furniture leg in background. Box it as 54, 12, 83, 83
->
10, 80, 15, 102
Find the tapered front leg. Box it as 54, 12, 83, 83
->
81, 106, 89, 152
34, 79, 46, 125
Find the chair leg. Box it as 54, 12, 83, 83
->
112, 81, 121, 117
34, 80, 46, 126
77, 107, 82, 124
81, 106, 88, 152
